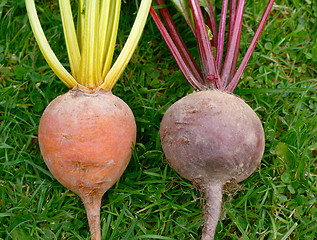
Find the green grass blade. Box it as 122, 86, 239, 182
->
121, 218, 137, 240
280, 223, 298, 240
108, 204, 127, 240
227, 211, 250, 240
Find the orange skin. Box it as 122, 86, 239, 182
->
38, 89, 136, 239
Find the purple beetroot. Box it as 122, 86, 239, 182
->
151, 0, 275, 239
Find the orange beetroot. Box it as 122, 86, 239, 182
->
26, 0, 151, 238
39, 89, 136, 239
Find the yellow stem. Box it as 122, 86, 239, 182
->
98, 0, 111, 79
59, 0, 81, 80
25, 0, 77, 88
79, 0, 99, 88
101, 0, 121, 80
76, 0, 85, 53
99, 0, 152, 90
26, 0, 152, 91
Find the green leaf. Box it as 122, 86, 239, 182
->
281, 172, 291, 184
11, 228, 32, 240
287, 185, 295, 194
278, 194, 288, 202
171, 0, 194, 26
198, 0, 214, 15
276, 142, 296, 168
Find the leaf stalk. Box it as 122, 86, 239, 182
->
26, 0, 152, 91
151, 0, 275, 93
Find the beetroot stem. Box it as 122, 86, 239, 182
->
155, 0, 204, 83
189, 0, 223, 90
228, 0, 237, 42
226, 0, 239, 83
150, 6, 205, 90
221, 0, 245, 87
228, 20, 242, 83
178, 0, 196, 37
216, 0, 229, 72
82, 195, 102, 240
226, 0, 275, 92
205, 1, 218, 48
202, 183, 223, 240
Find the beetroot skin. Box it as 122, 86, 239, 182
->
160, 90, 265, 239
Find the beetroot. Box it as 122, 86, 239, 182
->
26, 0, 151, 238
39, 89, 136, 239
150, 0, 274, 238
160, 90, 265, 238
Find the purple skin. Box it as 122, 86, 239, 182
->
160, 90, 265, 239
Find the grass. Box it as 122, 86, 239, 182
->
0, 0, 316, 239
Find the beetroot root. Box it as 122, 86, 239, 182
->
38, 89, 136, 239
160, 90, 265, 239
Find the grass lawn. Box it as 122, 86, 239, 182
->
0, 0, 316, 239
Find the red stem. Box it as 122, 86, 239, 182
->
216, 0, 229, 72
228, 0, 237, 42
178, 0, 196, 37
189, 0, 223, 90
225, 0, 239, 84
226, 0, 275, 92
155, 0, 204, 83
205, 1, 218, 48
228, 24, 242, 84
221, 0, 245, 86
150, 6, 205, 90
151, 0, 274, 93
